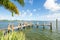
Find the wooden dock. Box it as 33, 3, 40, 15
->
0, 19, 59, 35
0, 22, 53, 31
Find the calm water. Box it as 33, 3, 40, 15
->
0, 21, 60, 40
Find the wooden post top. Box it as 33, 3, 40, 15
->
11, 24, 14, 32
18, 24, 21, 28
8, 24, 11, 30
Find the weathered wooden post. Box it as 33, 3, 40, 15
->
23, 24, 26, 29
36, 22, 39, 28
43, 25, 45, 30
23, 22, 28, 29
18, 24, 21, 30
8, 24, 11, 33
12, 24, 14, 32
56, 19, 58, 29
50, 22, 52, 30
29, 22, 33, 28
37, 25, 39, 28
4, 24, 11, 35
43, 22, 45, 30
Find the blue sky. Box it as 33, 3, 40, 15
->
0, 0, 60, 21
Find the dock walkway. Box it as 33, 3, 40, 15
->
0, 22, 52, 31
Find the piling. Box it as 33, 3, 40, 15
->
43, 25, 45, 30
18, 24, 21, 30
56, 19, 58, 29
30, 22, 32, 27
23, 24, 26, 29
50, 22, 52, 30
36, 25, 38, 28
43, 22, 45, 30
8, 24, 11, 33
36, 22, 39, 28
11, 24, 14, 32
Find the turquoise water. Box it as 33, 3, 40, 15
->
0, 21, 60, 40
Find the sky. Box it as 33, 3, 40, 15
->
0, 0, 60, 21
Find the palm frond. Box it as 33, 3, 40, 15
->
0, 1, 19, 15
0, 0, 25, 16
17, 0, 24, 6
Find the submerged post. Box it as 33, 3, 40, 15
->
50, 22, 52, 30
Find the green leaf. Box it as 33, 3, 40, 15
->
17, 0, 24, 6
12, 12, 14, 17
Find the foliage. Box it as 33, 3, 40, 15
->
0, 0, 24, 16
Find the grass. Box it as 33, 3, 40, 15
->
0, 30, 25, 40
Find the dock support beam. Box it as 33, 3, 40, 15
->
12, 24, 14, 32
36, 22, 39, 28
8, 24, 11, 33
56, 19, 58, 29
36, 25, 39, 28
43, 25, 45, 30
43, 23, 45, 30
50, 22, 52, 30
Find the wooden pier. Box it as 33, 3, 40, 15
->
0, 22, 53, 32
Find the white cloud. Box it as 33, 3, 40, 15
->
1, 12, 60, 21
19, 11, 27, 17
29, 0, 33, 5
0, 15, 16, 20
20, 9, 33, 18
29, 13, 32, 17
43, 0, 60, 21
22, 10, 25, 12
0, 16, 6, 20
33, 9, 36, 12
24, 0, 33, 5
26, 9, 30, 12
44, 0, 60, 11
39, 13, 60, 21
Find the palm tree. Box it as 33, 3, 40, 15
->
0, 0, 24, 16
